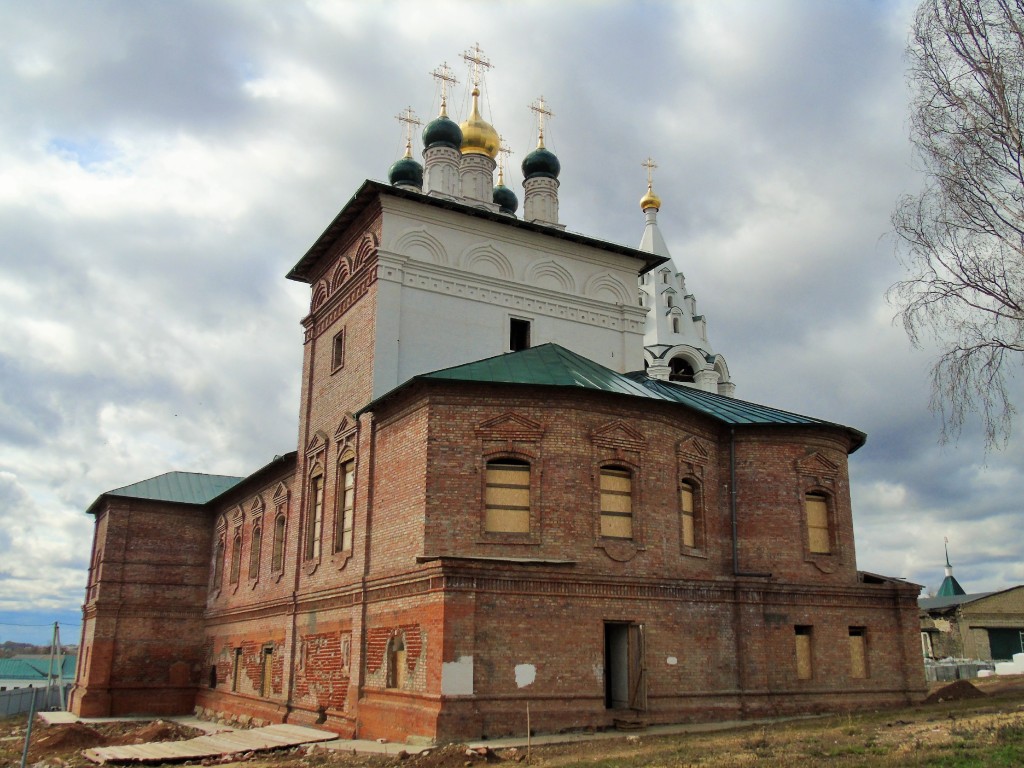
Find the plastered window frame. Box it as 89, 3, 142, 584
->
271, 503, 287, 580
248, 523, 262, 583
334, 451, 356, 559
386, 632, 408, 689
229, 528, 242, 587
304, 468, 325, 564
211, 533, 225, 593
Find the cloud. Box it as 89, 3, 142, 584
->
0, 0, 1020, 630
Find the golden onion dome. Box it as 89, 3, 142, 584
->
460, 87, 500, 159
640, 182, 662, 211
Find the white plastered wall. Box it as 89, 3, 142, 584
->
371, 197, 648, 399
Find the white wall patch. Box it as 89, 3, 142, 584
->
667, 656, 678, 666
514, 663, 536, 688
441, 655, 474, 695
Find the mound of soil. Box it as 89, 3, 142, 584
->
31, 722, 109, 757
109, 719, 204, 745
925, 679, 988, 704
407, 743, 502, 768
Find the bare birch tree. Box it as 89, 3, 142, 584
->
891, 0, 1024, 447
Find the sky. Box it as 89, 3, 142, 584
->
2, 0, 1023, 646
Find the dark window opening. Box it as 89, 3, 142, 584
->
332, 329, 345, 370
510, 318, 531, 352
669, 357, 695, 382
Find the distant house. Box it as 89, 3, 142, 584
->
920, 586, 1024, 661
0, 656, 76, 691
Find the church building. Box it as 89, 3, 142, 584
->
69, 49, 926, 742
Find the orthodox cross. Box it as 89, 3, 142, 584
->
395, 106, 421, 154
642, 157, 658, 188
497, 136, 513, 182
461, 42, 492, 87
430, 62, 458, 111
529, 96, 554, 146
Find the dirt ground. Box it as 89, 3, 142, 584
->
3, 675, 1024, 768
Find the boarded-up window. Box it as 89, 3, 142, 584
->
231, 648, 243, 692
261, 646, 274, 697
849, 627, 867, 678
485, 460, 530, 533
600, 467, 633, 539
335, 457, 355, 551
795, 626, 813, 680
272, 513, 286, 573
229, 531, 242, 585
805, 493, 831, 554
305, 475, 324, 560
249, 526, 262, 580
680, 481, 696, 548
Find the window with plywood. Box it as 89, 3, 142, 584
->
805, 492, 831, 554
600, 466, 633, 539
484, 459, 531, 533
795, 626, 813, 680
849, 627, 867, 678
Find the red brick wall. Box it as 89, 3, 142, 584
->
70, 499, 211, 717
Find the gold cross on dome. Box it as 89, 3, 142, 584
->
497, 135, 513, 180
642, 157, 658, 187
529, 96, 554, 145
461, 42, 492, 87
430, 62, 458, 110
395, 106, 421, 153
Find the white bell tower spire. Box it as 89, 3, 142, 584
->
638, 159, 734, 395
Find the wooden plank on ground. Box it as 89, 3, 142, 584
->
83, 723, 336, 764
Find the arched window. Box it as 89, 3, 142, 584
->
680, 481, 697, 548
805, 492, 831, 554
335, 456, 355, 552
672, 317, 680, 333
212, 536, 225, 591
272, 513, 286, 573
229, 530, 242, 585
600, 466, 633, 539
666, 294, 673, 307
386, 633, 407, 689
669, 357, 695, 383
484, 459, 530, 533
249, 525, 262, 580
305, 474, 324, 561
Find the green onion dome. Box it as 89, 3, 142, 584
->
422, 108, 463, 150
522, 143, 560, 180
493, 182, 518, 214
388, 153, 423, 188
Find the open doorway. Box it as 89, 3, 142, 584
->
604, 622, 646, 710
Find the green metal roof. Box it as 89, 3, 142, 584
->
88, 471, 244, 514
421, 343, 662, 399
936, 574, 967, 597
365, 343, 866, 449
0, 656, 76, 680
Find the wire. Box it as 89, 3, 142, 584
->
0, 621, 82, 628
